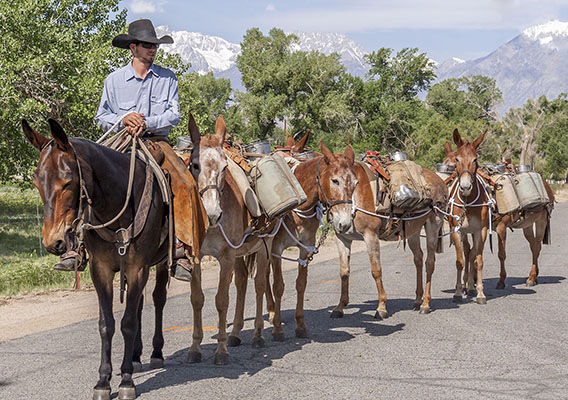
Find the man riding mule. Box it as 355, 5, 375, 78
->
55, 18, 208, 282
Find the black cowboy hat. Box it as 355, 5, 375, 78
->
112, 19, 173, 49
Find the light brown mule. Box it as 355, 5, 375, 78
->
444, 129, 491, 304
153, 115, 274, 364
267, 138, 358, 340
331, 156, 447, 318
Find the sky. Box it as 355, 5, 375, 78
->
120, 0, 568, 62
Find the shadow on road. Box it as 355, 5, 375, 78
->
133, 304, 404, 396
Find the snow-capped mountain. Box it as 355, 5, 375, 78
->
434, 20, 568, 111
155, 26, 369, 91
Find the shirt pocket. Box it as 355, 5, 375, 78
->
151, 96, 168, 114
119, 101, 136, 114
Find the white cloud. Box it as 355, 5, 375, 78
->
266, 4, 276, 12
252, 0, 568, 32
130, 0, 165, 14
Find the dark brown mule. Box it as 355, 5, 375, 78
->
23, 119, 168, 400
152, 115, 274, 364
267, 139, 358, 340
444, 129, 491, 304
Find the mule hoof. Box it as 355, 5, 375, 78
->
452, 295, 463, 303
412, 302, 421, 311
330, 310, 344, 319
227, 335, 241, 347
295, 328, 308, 339
187, 351, 202, 364
496, 282, 505, 290
252, 337, 265, 349
272, 332, 285, 342
132, 361, 142, 373
93, 389, 111, 400
476, 297, 487, 305
374, 310, 388, 320
419, 306, 430, 315
118, 386, 136, 400
526, 279, 537, 287
150, 357, 164, 369
214, 352, 229, 365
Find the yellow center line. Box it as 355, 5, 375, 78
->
162, 326, 181, 332
169, 326, 219, 333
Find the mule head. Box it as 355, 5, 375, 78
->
319, 141, 358, 234
449, 129, 486, 196
190, 114, 227, 227
22, 119, 80, 255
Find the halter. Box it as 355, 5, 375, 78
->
315, 157, 353, 220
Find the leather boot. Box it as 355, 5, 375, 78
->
53, 249, 87, 272
171, 243, 192, 282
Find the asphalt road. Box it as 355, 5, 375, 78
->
1, 203, 568, 400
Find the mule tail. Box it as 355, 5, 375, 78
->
543, 215, 551, 245
244, 253, 258, 279
436, 226, 443, 254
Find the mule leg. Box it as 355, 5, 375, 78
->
228, 257, 247, 347
188, 262, 204, 363
265, 257, 276, 324
118, 265, 150, 399
496, 221, 508, 289
407, 233, 424, 311
132, 293, 144, 373
362, 230, 388, 319
294, 247, 309, 338
463, 235, 475, 296
91, 260, 116, 398
331, 235, 352, 318
270, 253, 286, 342
473, 226, 488, 304
525, 220, 545, 286
252, 249, 269, 348
450, 230, 465, 302
213, 251, 234, 365
150, 261, 169, 368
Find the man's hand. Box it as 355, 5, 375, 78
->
123, 112, 146, 137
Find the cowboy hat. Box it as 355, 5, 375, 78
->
112, 19, 173, 49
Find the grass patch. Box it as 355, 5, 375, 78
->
0, 185, 92, 296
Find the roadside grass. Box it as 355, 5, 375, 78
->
0, 185, 91, 296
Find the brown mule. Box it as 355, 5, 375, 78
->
444, 129, 491, 304
494, 178, 554, 288
267, 138, 358, 340
23, 119, 169, 400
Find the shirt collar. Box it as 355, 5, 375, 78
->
125, 62, 158, 81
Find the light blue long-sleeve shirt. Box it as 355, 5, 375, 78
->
95, 62, 181, 136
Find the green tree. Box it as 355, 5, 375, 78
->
357, 47, 436, 159
537, 94, 568, 179
1, 0, 128, 182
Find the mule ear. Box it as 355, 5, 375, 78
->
444, 141, 453, 156
285, 135, 295, 148
320, 140, 334, 164
188, 114, 201, 147
344, 144, 355, 165
472, 130, 487, 150
48, 119, 69, 151
22, 119, 50, 150
214, 115, 226, 145
291, 129, 310, 153
452, 128, 463, 147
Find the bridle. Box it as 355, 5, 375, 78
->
315, 157, 353, 220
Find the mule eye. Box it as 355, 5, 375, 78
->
192, 164, 200, 171
455, 158, 460, 164
332, 179, 339, 186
